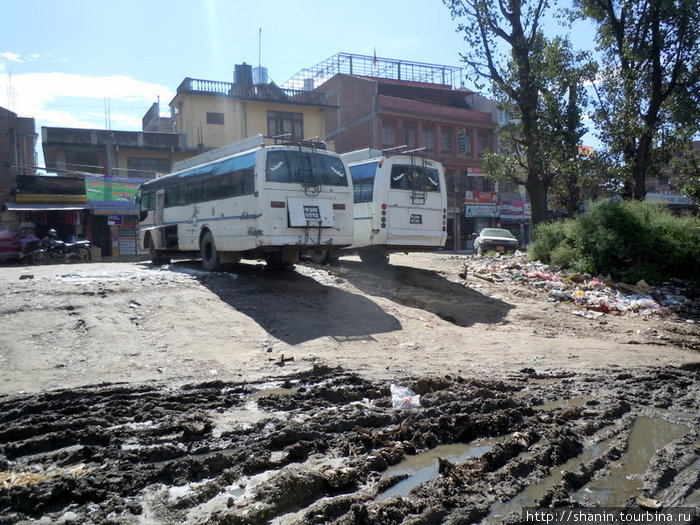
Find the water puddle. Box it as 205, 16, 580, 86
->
575, 416, 691, 506
376, 437, 504, 501
533, 396, 594, 411
486, 437, 615, 522
251, 387, 299, 400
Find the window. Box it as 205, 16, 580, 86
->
127, 157, 170, 179
382, 120, 396, 148
139, 189, 153, 211
403, 123, 417, 148
390, 165, 440, 192
458, 129, 472, 157
441, 128, 454, 154
207, 112, 225, 125
265, 150, 348, 186
477, 131, 492, 157
349, 162, 378, 203
267, 111, 303, 139
423, 126, 435, 152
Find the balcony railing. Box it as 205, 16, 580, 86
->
176, 77, 328, 106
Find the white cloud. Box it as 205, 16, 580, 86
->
1, 52, 23, 63
0, 71, 174, 131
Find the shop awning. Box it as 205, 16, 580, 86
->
3, 202, 89, 212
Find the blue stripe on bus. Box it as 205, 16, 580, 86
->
159, 214, 261, 226
354, 216, 372, 220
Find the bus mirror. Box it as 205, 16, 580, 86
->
139, 210, 148, 221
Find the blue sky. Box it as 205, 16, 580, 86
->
2, 0, 593, 165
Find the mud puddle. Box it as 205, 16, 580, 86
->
0, 365, 698, 524
377, 437, 505, 502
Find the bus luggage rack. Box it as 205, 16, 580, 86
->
269, 134, 327, 150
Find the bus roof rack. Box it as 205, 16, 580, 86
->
268, 134, 327, 150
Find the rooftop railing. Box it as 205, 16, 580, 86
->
176, 78, 328, 106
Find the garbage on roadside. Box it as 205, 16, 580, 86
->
464, 253, 698, 320
390, 384, 421, 409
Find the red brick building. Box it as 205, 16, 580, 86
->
288, 53, 505, 250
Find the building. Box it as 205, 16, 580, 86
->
287, 52, 511, 250
0, 105, 37, 230
169, 63, 337, 152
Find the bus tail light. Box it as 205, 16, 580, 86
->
333, 203, 345, 210
270, 201, 286, 208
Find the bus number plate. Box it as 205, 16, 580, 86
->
410, 214, 423, 224
304, 206, 321, 220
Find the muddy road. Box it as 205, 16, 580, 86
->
0, 254, 698, 523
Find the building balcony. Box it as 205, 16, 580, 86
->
175, 78, 334, 107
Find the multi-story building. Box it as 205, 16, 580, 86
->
0, 105, 37, 230
287, 53, 510, 250
169, 63, 336, 151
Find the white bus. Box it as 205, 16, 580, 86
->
137, 135, 354, 270
342, 148, 447, 264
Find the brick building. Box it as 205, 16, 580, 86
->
0, 105, 37, 229
287, 53, 512, 250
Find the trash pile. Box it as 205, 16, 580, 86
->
465, 252, 699, 321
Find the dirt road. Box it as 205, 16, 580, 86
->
0, 254, 698, 524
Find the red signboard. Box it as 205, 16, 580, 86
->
464, 191, 498, 204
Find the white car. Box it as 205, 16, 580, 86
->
473, 228, 519, 255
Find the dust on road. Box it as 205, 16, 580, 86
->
0, 254, 698, 523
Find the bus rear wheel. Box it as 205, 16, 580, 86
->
358, 249, 389, 266
200, 231, 222, 271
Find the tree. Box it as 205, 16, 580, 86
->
445, 0, 594, 225
574, 0, 700, 201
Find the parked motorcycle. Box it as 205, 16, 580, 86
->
18, 239, 46, 265
36, 229, 91, 264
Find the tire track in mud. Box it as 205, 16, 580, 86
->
0, 365, 698, 524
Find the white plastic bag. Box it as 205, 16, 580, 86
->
390, 384, 421, 409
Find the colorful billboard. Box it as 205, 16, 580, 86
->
85, 176, 143, 213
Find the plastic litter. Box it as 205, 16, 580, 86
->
390, 384, 421, 409
464, 253, 698, 319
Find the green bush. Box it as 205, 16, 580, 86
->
529, 199, 700, 284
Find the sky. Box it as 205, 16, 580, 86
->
1, 0, 594, 167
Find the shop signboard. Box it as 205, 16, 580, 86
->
465, 191, 498, 204
500, 200, 531, 219
465, 204, 499, 217
107, 215, 123, 226
466, 167, 484, 177
85, 176, 143, 213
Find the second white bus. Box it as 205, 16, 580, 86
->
342, 148, 448, 264
138, 135, 354, 270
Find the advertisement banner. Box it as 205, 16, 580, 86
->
465, 204, 499, 218
85, 176, 143, 211
465, 191, 498, 204
500, 200, 531, 219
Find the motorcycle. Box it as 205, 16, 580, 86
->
35, 230, 91, 264
18, 239, 46, 265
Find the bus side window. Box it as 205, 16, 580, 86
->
349, 163, 377, 203
241, 168, 254, 194
187, 181, 203, 204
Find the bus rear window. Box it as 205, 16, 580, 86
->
266, 150, 348, 186
390, 165, 440, 192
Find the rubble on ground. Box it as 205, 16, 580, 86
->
463, 252, 699, 321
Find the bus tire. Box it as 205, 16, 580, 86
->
359, 249, 389, 266
200, 231, 222, 271
309, 249, 329, 264
149, 239, 170, 266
